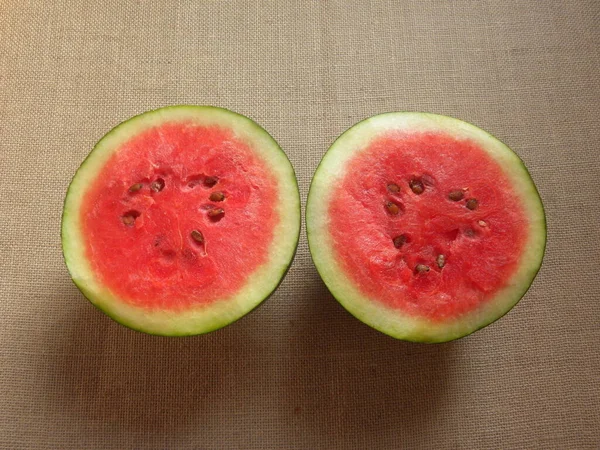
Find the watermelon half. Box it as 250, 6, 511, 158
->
62, 106, 300, 336
307, 112, 546, 343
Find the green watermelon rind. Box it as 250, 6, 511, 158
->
306, 112, 546, 343
62, 105, 301, 336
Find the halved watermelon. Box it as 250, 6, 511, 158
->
62, 106, 300, 336
307, 112, 546, 343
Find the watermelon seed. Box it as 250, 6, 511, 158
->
204, 176, 219, 187
150, 178, 165, 192
385, 201, 400, 215
409, 178, 424, 195
465, 228, 475, 237
478, 220, 487, 227
436, 254, 446, 269
191, 230, 204, 244
122, 215, 135, 226
393, 234, 408, 248
121, 210, 140, 226
387, 183, 400, 194
209, 191, 225, 202
415, 264, 430, 274
448, 190, 464, 201
208, 207, 225, 218
466, 198, 479, 210
128, 183, 143, 193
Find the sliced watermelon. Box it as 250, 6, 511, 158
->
307, 112, 546, 343
62, 106, 300, 336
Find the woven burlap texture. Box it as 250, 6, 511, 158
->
1, 1, 599, 449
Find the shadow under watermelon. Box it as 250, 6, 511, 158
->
276, 267, 465, 448
47, 270, 464, 447
48, 281, 292, 444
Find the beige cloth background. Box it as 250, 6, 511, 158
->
1, 0, 599, 449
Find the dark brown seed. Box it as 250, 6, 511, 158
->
387, 183, 400, 193
150, 178, 165, 192
204, 176, 218, 187
128, 183, 143, 193
409, 178, 425, 195
209, 191, 225, 202
393, 234, 408, 249
415, 264, 430, 274
122, 215, 135, 226
466, 198, 479, 210
191, 230, 204, 244
436, 254, 446, 268
385, 201, 400, 215
448, 190, 464, 201
208, 208, 225, 217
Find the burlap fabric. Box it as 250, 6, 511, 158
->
1, 1, 599, 448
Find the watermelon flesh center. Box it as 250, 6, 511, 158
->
82, 122, 279, 310
328, 132, 528, 321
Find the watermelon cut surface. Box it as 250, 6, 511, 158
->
307, 112, 546, 343
62, 106, 300, 335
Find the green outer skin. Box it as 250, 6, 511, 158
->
62, 105, 301, 336
306, 112, 546, 343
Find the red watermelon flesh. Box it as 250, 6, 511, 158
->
328, 132, 527, 321
62, 106, 300, 336
307, 112, 546, 342
82, 123, 278, 310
